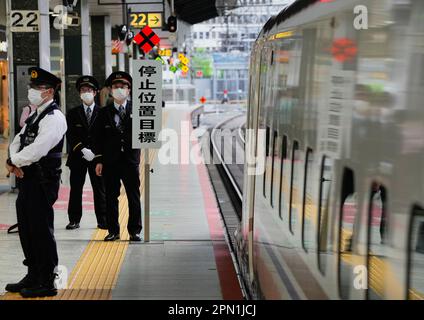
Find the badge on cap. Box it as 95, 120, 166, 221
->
116, 74, 122, 79
31, 70, 38, 79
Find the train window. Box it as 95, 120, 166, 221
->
289, 141, 300, 234
338, 168, 358, 300
263, 125, 270, 198
318, 156, 333, 274
278, 135, 288, 219
408, 205, 424, 300
270, 130, 278, 208
367, 184, 388, 300
302, 148, 314, 252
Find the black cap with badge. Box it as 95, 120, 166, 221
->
105, 71, 132, 88
76, 75, 100, 91
28, 67, 61, 90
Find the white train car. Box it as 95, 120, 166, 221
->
237, 0, 424, 300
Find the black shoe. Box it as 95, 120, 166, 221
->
97, 223, 108, 230
66, 222, 80, 230
20, 274, 58, 298
20, 284, 57, 298
104, 233, 120, 241
5, 275, 37, 293
129, 234, 142, 242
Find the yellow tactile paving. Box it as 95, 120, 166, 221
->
1, 113, 168, 300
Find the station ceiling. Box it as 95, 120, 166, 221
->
174, 0, 219, 25
50, 0, 237, 27
86, 0, 238, 25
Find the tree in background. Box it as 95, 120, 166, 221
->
191, 48, 213, 78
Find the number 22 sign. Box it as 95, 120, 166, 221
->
11, 10, 40, 32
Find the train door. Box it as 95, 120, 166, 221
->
248, 45, 274, 291
246, 48, 263, 285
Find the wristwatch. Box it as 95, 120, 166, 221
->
6, 157, 13, 167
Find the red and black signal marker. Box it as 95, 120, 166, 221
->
134, 26, 160, 54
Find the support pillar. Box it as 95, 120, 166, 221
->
38, 0, 50, 71
80, 0, 91, 75
104, 16, 112, 78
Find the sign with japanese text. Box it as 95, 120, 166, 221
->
132, 60, 163, 149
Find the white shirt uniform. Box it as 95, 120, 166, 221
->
9, 99, 68, 168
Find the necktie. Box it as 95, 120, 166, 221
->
117, 105, 126, 131
86, 107, 92, 125
118, 105, 126, 120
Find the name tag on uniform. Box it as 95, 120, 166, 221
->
75, 124, 83, 127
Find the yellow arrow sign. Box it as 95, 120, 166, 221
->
129, 12, 163, 29
148, 13, 162, 28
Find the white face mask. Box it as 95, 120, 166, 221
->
80, 92, 95, 105
112, 88, 129, 101
28, 88, 45, 106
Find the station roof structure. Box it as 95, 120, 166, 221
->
174, 0, 219, 24
82, 0, 239, 26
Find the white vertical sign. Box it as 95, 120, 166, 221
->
132, 59, 163, 149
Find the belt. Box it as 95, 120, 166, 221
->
46, 152, 62, 159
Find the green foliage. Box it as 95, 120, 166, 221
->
191, 49, 213, 78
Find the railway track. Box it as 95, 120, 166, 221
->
210, 114, 246, 217
191, 107, 249, 298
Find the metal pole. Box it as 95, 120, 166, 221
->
59, 26, 66, 115
172, 70, 176, 102
144, 149, 150, 242
128, 44, 133, 74
6, 0, 15, 188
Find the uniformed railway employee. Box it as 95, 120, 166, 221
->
94, 71, 142, 242
5, 67, 67, 298
66, 76, 107, 230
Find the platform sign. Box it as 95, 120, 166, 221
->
132, 59, 162, 149
158, 48, 172, 57
10, 10, 40, 32
129, 12, 163, 29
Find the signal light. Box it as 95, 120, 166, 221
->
118, 24, 128, 41
167, 16, 177, 33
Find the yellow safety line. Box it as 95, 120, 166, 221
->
1, 113, 168, 300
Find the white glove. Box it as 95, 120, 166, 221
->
81, 148, 95, 162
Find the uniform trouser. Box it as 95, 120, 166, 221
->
68, 161, 107, 225
103, 161, 142, 235
16, 174, 59, 283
